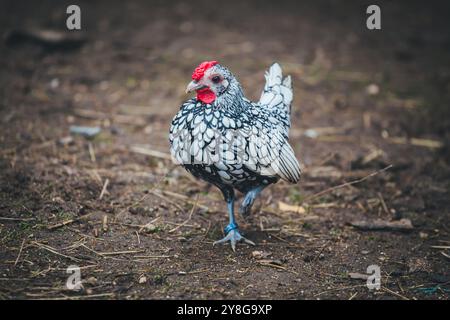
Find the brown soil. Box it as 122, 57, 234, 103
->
0, 0, 449, 300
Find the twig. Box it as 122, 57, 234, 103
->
386, 137, 443, 149
179, 268, 210, 275
269, 233, 305, 248
0, 217, 36, 221
169, 195, 198, 233
98, 250, 145, 256
47, 213, 92, 230
314, 284, 368, 297
130, 145, 172, 160
133, 255, 172, 259
201, 221, 212, 242
88, 142, 96, 163
116, 171, 172, 219
381, 286, 411, 300
30, 293, 116, 300
150, 190, 186, 214
78, 244, 145, 260
47, 219, 77, 230
378, 192, 390, 215
14, 239, 26, 267
257, 261, 298, 275
350, 218, 413, 232
164, 221, 196, 227
441, 251, 450, 260
138, 217, 161, 233
99, 178, 109, 200
79, 243, 105, 257
348, 292, 358, 300
31, 241, 81, 262
102, 215, 108, 232
304, 165, 393, 202
135, 231, 140, 246
310, 202, 339, 209
161, 190, 210, 211
67, 227, 105, 241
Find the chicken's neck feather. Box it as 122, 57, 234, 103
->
213, 78, 249, 114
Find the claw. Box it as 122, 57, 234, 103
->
213, 229, 255, 251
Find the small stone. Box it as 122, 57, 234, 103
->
110, 126, 122, 135
70, 125, 101, 138
138, 275, 147, 284
52, 196, 65, 204
366, 84, 380, 95
85, 276, 97, 285
143, 223, 158, 233
129, 206, 154, 216
58, 136, 74, 146
251, 250, 271, 260
419, 232, 428, 239
304, 129, 319, 139
50, 78, 60, 89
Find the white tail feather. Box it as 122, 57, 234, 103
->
259, 63, 293, 115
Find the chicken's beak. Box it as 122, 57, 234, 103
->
185, 80, 206, 93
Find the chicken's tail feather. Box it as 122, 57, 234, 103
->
259, 63, 293, 115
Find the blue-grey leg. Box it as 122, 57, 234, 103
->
213, 191, 255, 251
239, 185, 267, 218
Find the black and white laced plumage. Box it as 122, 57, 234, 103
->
169, 61, 301, 250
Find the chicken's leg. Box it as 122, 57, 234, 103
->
213, 188, 255, 251
239, 185, 267, 218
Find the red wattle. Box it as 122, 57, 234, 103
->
196, 88, 216, 104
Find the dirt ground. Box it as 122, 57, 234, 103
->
1, 0, 449, 300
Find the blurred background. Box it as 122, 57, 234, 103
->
0, 0, 449, 299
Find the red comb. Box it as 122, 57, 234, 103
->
191, 61, 218, 81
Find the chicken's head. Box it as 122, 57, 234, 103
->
185, 61, 232, 104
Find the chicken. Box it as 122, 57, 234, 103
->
169, 61, 301, 250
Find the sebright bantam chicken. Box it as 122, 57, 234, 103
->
169, 61, 301, 250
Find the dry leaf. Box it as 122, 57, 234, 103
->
278, 201, 306, 214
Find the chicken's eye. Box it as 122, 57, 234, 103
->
211, 75, 221, 84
